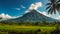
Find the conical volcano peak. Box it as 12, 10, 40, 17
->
29, 9, 37, 11
29, 9, 37, 12
4, 9, 59, 23
25, 9, 39, 14
13, 9, 59, 22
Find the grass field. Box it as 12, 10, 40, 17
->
0, 24, 57, 34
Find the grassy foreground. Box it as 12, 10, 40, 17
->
0, 24, 57, 34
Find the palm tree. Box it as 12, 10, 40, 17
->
46, 0, 60, 14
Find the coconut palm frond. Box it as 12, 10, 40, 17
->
46, 3, 52, 6
46, 6, 51, 10
46, 0, 60, 14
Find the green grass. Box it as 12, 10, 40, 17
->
0, 25, 56, 32
0, 24, 59, 34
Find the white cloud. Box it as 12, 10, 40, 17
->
12, 8, 21, 10
41, 12, 51, 17
40, 12, 47, 15
29, 2, 42, 10
21, 5, 26, 8
25, 2, 42, 13
13, 8, 20, 10
39, 11, 60, 20
25, 10, 31, 13
37, 10, 51, 17
0, 13, 18, 20
56, 16, 60, 20
12, 5, 25, 10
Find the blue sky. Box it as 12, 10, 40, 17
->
0, 0, 48, 16
0, 0, 60, 20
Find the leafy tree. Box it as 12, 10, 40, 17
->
46, 0, 60, 14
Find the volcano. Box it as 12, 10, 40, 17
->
6, 9, 58, 23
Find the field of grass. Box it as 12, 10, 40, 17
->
0, 24, 57, 34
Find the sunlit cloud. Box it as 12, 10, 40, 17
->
12, 5, 25, 10
25, 2, 42, 13
29, 2, 42, 10
0, 13, 18, 20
